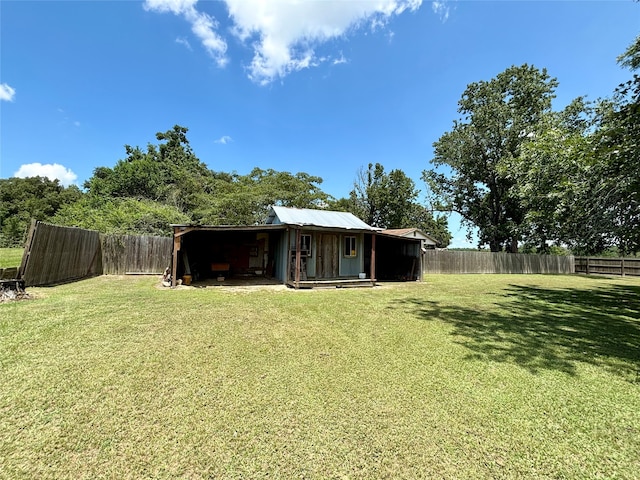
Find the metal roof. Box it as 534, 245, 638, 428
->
382, 228, 438, 244
267, 206, 378, 231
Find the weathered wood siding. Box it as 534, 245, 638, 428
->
21, 222, 102, 286
574, 257, 640, 277
424, 250, 574, 275
101, 234, 172, 275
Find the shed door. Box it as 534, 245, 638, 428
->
316, 234, 338, 279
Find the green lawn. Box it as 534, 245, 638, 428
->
0, 248, 23, 269
1, 274, 639, 478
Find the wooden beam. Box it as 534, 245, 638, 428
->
295, 228, 302, 288
171, 232, 181, 287
370, 233, 376, 281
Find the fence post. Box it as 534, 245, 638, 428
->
621, 258, 625, 277
586, 257, 590, 275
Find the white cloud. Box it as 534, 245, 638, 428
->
14, 163, 78, 187
226, 0, 423, 84
214, 135, 233, 144
431, 1, 450, 22
0, 83, 16, 101
176, 36, 192, 50
144, 0, 227, 66
144, 0, 424, 84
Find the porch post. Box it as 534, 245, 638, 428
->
370, 232, 376, 282
171, 229, 180, 287
295, 228, 302, 288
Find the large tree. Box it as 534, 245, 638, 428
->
84, 125, 215, 213
512, 36, 640, 255
423, 64, 559, 252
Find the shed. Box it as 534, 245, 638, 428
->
170, 207, 423, 288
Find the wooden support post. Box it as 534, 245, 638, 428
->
171, 231, 181, 287
370, 233, 376, 282
621, 258, 625, 277
295, 228, 302, 288
586, 257, 590, 275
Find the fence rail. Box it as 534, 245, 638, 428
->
424, 250, 574, 275
574, 257, 640, 277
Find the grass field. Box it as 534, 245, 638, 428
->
1, 274, 639, 478
0, 248, 23, 269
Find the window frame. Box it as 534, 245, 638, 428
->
344, 235, 357, 258
300, 234, 312, 257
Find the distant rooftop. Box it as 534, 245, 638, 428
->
267, 206, 377, 231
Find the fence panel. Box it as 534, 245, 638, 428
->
21, 222, 102, 286
574, 257, 640, 276
424, 250, 574, 275
101, 234, 172, 275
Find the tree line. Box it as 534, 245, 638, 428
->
0, 126, 451, 247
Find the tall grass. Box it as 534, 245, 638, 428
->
1, 274, 639, 478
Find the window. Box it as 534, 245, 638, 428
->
344, 236, 357, 257
300, 234, 312, 256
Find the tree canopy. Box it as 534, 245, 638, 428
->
423, 64, 558, 252
333, 163, 451, 247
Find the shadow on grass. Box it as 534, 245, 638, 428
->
395, 283, 640, 381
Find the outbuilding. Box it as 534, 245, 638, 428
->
170, 206, 423, 288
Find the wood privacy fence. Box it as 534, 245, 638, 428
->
20, 222, 103, 286
423, 250, 574, 275
101, 234, 172, 275
20, 222, 172, 286
574, 257, 640, 277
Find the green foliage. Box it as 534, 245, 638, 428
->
84, 125, 215, 213
424, 64, 558, 252
511, 35, 640, 256
51, 196, 191, 236
333, 163, 451, 246
0, 177, 82, 247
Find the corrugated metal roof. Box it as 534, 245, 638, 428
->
268, 206, 377, 231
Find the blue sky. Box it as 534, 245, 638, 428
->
1, 0, 638, 247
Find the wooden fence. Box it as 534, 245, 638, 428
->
20, 222, 103, 286
20, 222, 172, 286
574, 257, 640, 277
101, 234, 172, 275
424, 250, 574, 275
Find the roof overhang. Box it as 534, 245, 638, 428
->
171, 224, 286, 238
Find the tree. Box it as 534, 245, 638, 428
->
190, 168, 332, 226
51, 196, 191, 236
423, 64, 559, 252
84, 125, 215, 213
333, 163, 451, 246
0, 176, 82, 247
511, 98, 597, 253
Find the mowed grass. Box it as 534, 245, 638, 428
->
0, 248, 23, 269
1, 274, 639, 479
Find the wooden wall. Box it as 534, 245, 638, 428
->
424, 250, 574, 275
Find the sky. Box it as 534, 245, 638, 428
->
1, 0, 638, 248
